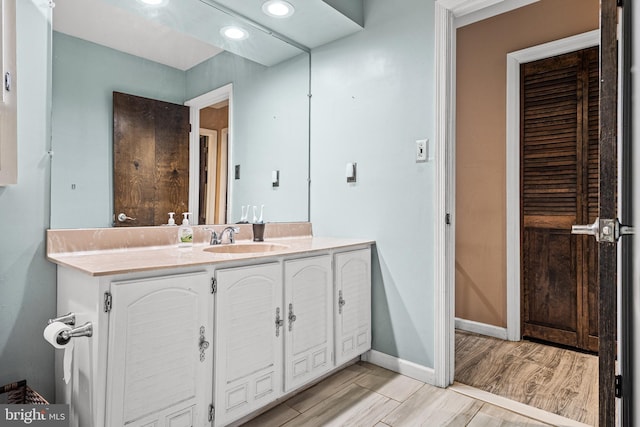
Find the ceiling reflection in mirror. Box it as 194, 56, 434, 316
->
48, 0, 328, 228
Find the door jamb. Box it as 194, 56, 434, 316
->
505, 30, 600, 342
184, 83, 233, 225
199, 128, 218, 223
434, 0, 540, 388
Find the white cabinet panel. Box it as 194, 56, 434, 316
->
334, 248, 372, 366
214, 263, 283, 427
284, 255, 333, 391
105, 271, 212, 427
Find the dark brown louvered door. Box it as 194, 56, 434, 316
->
521, 47, 599, 352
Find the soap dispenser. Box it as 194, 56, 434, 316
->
167, 212, 176, 226
178, 212, 193, 249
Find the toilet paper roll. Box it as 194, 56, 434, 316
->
43, 322, 74, 384
44, 321, 72, 349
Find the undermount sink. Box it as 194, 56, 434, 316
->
203, 243, 289, 254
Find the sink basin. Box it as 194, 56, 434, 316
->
203, 243, 289, 254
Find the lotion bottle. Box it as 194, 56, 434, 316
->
178, 212, 193, 249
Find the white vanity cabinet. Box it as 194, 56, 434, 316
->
283, 255, 333, 392
55, 268, 213, 427
334, 248, 372, 366
213, 263, 283, 427
52, 237, 372, 427
105, 272, 213, 427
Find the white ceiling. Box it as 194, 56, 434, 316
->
53, 0, 224, 71
208, 0, 364, 49
53, 0, 364, 70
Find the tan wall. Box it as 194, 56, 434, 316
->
455, 0, 599, 327
200, 105, 229, 131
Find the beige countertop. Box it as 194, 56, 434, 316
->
47, 224, 372, 276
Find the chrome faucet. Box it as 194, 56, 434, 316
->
210, 227, 240, 245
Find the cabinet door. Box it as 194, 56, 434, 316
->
334, 248, 372, 366
284, 255, 333, 392
105, 271, 213, 427
214, 263, 282, 427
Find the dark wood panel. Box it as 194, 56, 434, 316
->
523, 215, 576, 229
154, 100, 190, 225
587, 236, 599, 352
522, 228, 577, 343
113, 92, 189, 226
599, 1, 618, 424
113, 92, 156, 226
521, 323, 578, 348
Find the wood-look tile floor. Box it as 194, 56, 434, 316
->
454, 330, 598, 426
241, 362, 555, 427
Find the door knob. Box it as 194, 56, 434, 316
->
275, 307, 284, 337
338, 290, 346, 314
571, 219, 601, 238
288, 303, 297, 331
198, 326, 209, 362
572, 218, 635, 243
117, 213, 136, 222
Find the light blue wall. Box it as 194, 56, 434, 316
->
310, 0, 435, 367
50, 32, 186, 228
0, 0, 56, 400
186, 51, 310, 223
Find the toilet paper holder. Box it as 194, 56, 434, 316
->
48, 312, 76, 326
47, 312, 93, 342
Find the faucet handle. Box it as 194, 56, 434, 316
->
204, 228, 220, 245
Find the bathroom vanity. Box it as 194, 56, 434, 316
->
47, 224, 372, 427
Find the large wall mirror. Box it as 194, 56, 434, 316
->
49, 0, 312, 228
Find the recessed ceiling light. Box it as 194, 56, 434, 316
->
220, 26, 249, 41
139, 0, 164, 5
262, 0, 295, 18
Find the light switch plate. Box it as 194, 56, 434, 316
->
416, 139, 428, 162
346, 162, 357, 183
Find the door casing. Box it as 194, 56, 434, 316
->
184, 83, 234, 225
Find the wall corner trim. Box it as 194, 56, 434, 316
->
455, 318, 509, 340
362, 350, 436, 385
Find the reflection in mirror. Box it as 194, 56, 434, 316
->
49, 0, 310, 228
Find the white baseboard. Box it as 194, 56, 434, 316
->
362, 350, 435, 385
455, 318, 508, 340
